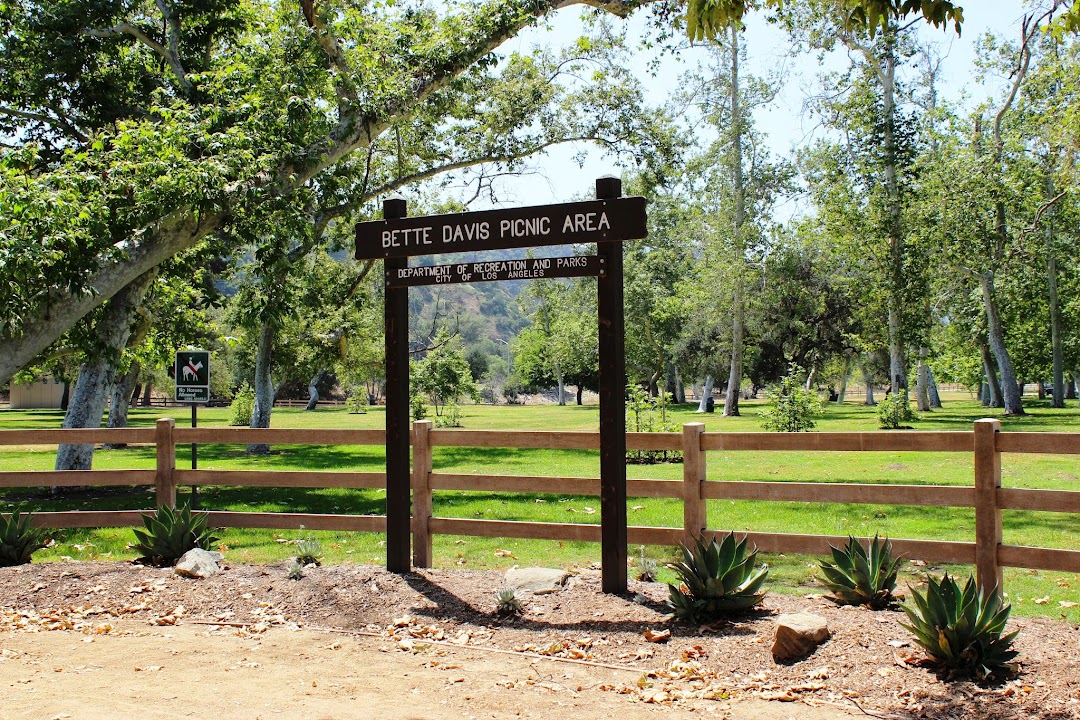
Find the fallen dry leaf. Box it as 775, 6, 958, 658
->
643, 628, 671, 643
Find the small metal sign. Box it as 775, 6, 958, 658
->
175, 350, 210, 403
387, 255, 604, 287
355, 196, 646, 260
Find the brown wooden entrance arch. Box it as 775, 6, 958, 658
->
356, 177, 646, 593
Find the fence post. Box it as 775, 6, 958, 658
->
974, 418, 1003, 595
155, 418, 176, 509
411, 419, 433, 568
682, 422, 707, 544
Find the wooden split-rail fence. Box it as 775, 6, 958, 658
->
2, 418, 1078, 595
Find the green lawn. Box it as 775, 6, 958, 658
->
1, 392, 1078, 621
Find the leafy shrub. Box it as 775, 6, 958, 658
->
0, 510, 49, 566
345, 386, 368, 414
229, 382, 255, 426
761, 366, 824, 432
435, 402, 464, 428
410, 393, 428, 421
901, 572, 1019, 678
502, 378, 523, 405
131, 502, 219, 567
818, 535, 902, 609
667, 532, 768, 624
495, 587, 524, 616
625, 384, 681, 463
878, 390, 916, 429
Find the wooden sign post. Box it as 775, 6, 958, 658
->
357, 178, 646, 592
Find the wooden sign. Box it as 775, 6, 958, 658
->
386, 255, 604, 287
355, 197, 646, 260
369, 176, 634, 594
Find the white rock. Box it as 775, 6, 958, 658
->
175, 549, 225, 579
504, 567, 568, 595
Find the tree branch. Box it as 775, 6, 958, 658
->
1019, 189, 1069, 239
0, 106, 88, 143
0, 0, 649, 382
155, 0, 193, 95
298, 0, 360, 108
85, 10, 193, 95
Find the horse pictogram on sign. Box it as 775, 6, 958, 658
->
175, 350, 210, 403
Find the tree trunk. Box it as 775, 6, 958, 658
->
60, 381, 70, 411
130, 383, 142, 407
1046, 189, 1064, 407
723, 24, 746, 418
927, 367, 942, 408
915, 347, 931, 411
980, 274, 1024, 415
674, 366, 685, 404
555, 362, 565, 406
696, 375, 714, 413
56, 273, 154, 471
576, 384, 584, 406
248, 322, 276, 455
140, 382, 153, 406
881, 33, 907, 395
837, 356, 850, 404
1067, 373, 1077, 401
103, 360, 141, 449
862, 364, 875, 405
980, 343, 1003, 409
305, 369, 327, 411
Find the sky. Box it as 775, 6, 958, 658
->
472, 1, 1034, 212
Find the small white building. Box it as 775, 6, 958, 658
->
9, 375, 64, 409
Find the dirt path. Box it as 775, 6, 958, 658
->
0, 621, 858, 720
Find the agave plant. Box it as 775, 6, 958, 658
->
635, 545, 658, 582
495, 587, 524, 616
0, 510, 49, 567
818, 534, 902, 609
131, 502, 219, 567
901, 572, 1019, 679
667, 531, 768, 624
295, 535, 323, 566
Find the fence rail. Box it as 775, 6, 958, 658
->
2, 417, 1079, 594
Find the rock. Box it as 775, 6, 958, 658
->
504, 567, 568, 595
175, 549, 225, 579
772, 612, 830, 662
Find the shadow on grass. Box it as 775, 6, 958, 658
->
432, 445, 598, 471
194, 486, 387, 515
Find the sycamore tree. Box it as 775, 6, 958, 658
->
3, 0, 677, 466
0, 0, 973, 387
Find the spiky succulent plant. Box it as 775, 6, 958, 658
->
818, 534, 902, 609
131, 502, 218, 567
0, 510, 49, 567
667, 531, 768, 624
635, 545, 658, 582
495, 587, 524, 616
295, 536, 323, 566
901, 572, 1019, 679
